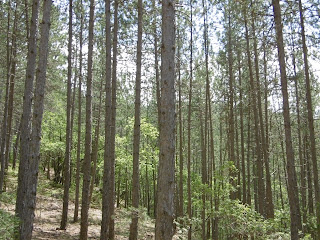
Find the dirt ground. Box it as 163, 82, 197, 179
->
1, 172, 185, 240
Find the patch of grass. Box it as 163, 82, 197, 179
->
0, 190, 16, 205
0, 209, 19, 239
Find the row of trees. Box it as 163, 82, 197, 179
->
1, 0, 320, 239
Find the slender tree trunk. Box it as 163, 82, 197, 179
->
251, 9, 273, 218
272, 1, 302, 238
0, 0, 12, 192
4, 1, 18, 173
155, 0, 175, 239
108, 2, 118, 237
12, 121, 21, 169
80, 0, 95, 238
60, 0, 73, 230
199, 110, 207, 239
244, 9, 264, 216
291, 27, 306, 227
246, 110, 251, 205
17, 1, 52, 239
187, 1, 193, 239
15, 0, 40, 235
129, 0, 142, 238
89, 80, 103, 203
227, 9, 236, 201
177, 26, 184, 220
298, 0, 320, 236
237, 50, 246, 204
74, 0, 83, 223
101, 0, 112, 238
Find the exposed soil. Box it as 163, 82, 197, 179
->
1, 172, 185, 240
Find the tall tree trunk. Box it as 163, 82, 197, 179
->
187, 1, 193, 239
177, 26, 184, 220
152, 0, 160, 218
60, 0, 73, 230
262, 35, 274, 219
89, 80, 103, 203
246, 110, 251, 205
155, 0, 175, 239
129, 0, 142, 238
15, 0, 40, 234
74, 0, 84, 223
0, 0, 12, 192
80, 0, 95, 238
108, 1, 118, 237
227, 8, 236, 201
203, 0, 210, 237
244, 9, 264, 216
4, 1, 18, 173
251, 8, 273, 218
272, 0, 302, 238
101, 0, 112, 238
298, 0, 320, 236
17, 1, 52, 238
237, 50, 246, 204
12, 121, 21, 169
199, 110, 207, 239
290, 26, 306, 228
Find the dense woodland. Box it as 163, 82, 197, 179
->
0, 0, 320, 239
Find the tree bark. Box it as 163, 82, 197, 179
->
17, 1, 52, 239
4, 1, 18, 173
60, 0, 73, 230
15, 0, 40, 236
272, 0, 302, 238
298, 0, 320, 236
155, 0, 175, 239
187, 1, 193, 239
101, 0, 112, 238
227, 8, 236, 201
80, 0, 94, 238
129, 0, 142, 238
74, 0, 84, 223
244, 8, 264, 216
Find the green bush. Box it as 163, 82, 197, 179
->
0, 209, 19, 239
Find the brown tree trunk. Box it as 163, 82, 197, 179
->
290, 26, 306, 227
246, 110, 251, 206
0, 0, 12, 192
89, 80, 103, 203
227, 10, 236, 201
80, 0, 94, 238
4, 1, 18, 173
251, 10, 273, 218
237, 50, 246, 204
244, 9, 264, 216
101, 0, 112, 238
73, 0, 83, 223
129, 0, 142, 238
12, 121, 21, 170
15, 0, 40, 236
60, 0, 73, 230
187, 1, 193, 239
177, 26, 184, 220
108, 1, 119, 237
298, 0, 320, 236
262, 35, 274, 219
17, 1, 52, 238
155, 0, 175, 238
272, 0, 302, 238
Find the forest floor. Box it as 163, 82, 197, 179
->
0, 169, 186, 240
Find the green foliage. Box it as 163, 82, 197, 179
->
217, 199, 268, 239
0, 209, 19, 239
